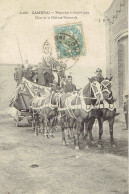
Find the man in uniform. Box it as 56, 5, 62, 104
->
27, 65, 33, 81
44, 65, 55, 86
14, 65, 23, 86
22, 59, 32, 80
91, 68, 104, 83
14, 67, 18, 81
24, 59, 30, 69
23, 67, 30, 80
32, 65, 38, 83
92, 68, 119, 116
56, 64, 66, 87
37, 62, 46, 86
64, 76, 76, 93
123, 94, 128, 130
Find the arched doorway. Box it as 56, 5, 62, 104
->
117, 35, 128, 107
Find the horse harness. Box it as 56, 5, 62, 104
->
100, 80, 116, 111
58, 82, 100, 119
30, 91, 59, 118
58, 82, 116, 119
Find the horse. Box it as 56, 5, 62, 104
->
59, 78, 104, 150
95, 78, 119, 148
30, 90, 60, 137
21, 77, 60, 137
86, 78, 119, 148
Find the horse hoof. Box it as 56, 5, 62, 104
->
98, 144, 103, 149
75, 146, 80, 151
44, 134, 48, 138
62, 141, 67, 146
112, 144, 116, 148
50, 135, 54, 139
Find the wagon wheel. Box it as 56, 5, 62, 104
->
15, 110, 20, 127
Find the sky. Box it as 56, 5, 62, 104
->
0, 0, 113, 87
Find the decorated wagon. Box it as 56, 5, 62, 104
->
9, 78, 51, 127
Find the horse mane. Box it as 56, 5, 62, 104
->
82, 82, 91, 97
78, 82, 92, 98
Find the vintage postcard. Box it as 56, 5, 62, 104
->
0, 0, 128, 193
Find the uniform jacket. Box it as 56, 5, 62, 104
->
124, 99, 128, 113
91, 75, 104, 83
23, 69, 30, 80
44, 68, 54, 86
57, 70, 66, 86
14, 68, 23, 81
64, 82, 76, 93
37, 67, 46, 86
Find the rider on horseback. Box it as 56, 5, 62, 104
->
91, 68, 104, 83
89, 68, 119, 116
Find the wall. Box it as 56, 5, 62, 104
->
104, 0, 128, 112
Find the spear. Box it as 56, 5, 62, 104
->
16, 34, 24, 64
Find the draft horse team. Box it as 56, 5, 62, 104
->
10, 68, 119, 150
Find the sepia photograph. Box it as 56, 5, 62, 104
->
0, 0, 128, 193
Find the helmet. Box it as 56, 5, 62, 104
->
95, 68, 102, 73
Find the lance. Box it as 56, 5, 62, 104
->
16, 34, 24, 64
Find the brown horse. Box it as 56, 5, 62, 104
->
95, 78, 119, 148
86, 78, 119, 148
30, 91, 60, 137
21, 78, 58, 137
59, 79, 104, 150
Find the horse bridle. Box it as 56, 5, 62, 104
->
90, 82, 103, 99
101, 80, 113, 101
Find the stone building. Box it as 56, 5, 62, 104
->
104, 0, 128, 113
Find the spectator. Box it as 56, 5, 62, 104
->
123, 94, 128, 130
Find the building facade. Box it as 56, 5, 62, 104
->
104, 0, 128, 113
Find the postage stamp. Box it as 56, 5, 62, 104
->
54, 23, 86, 59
